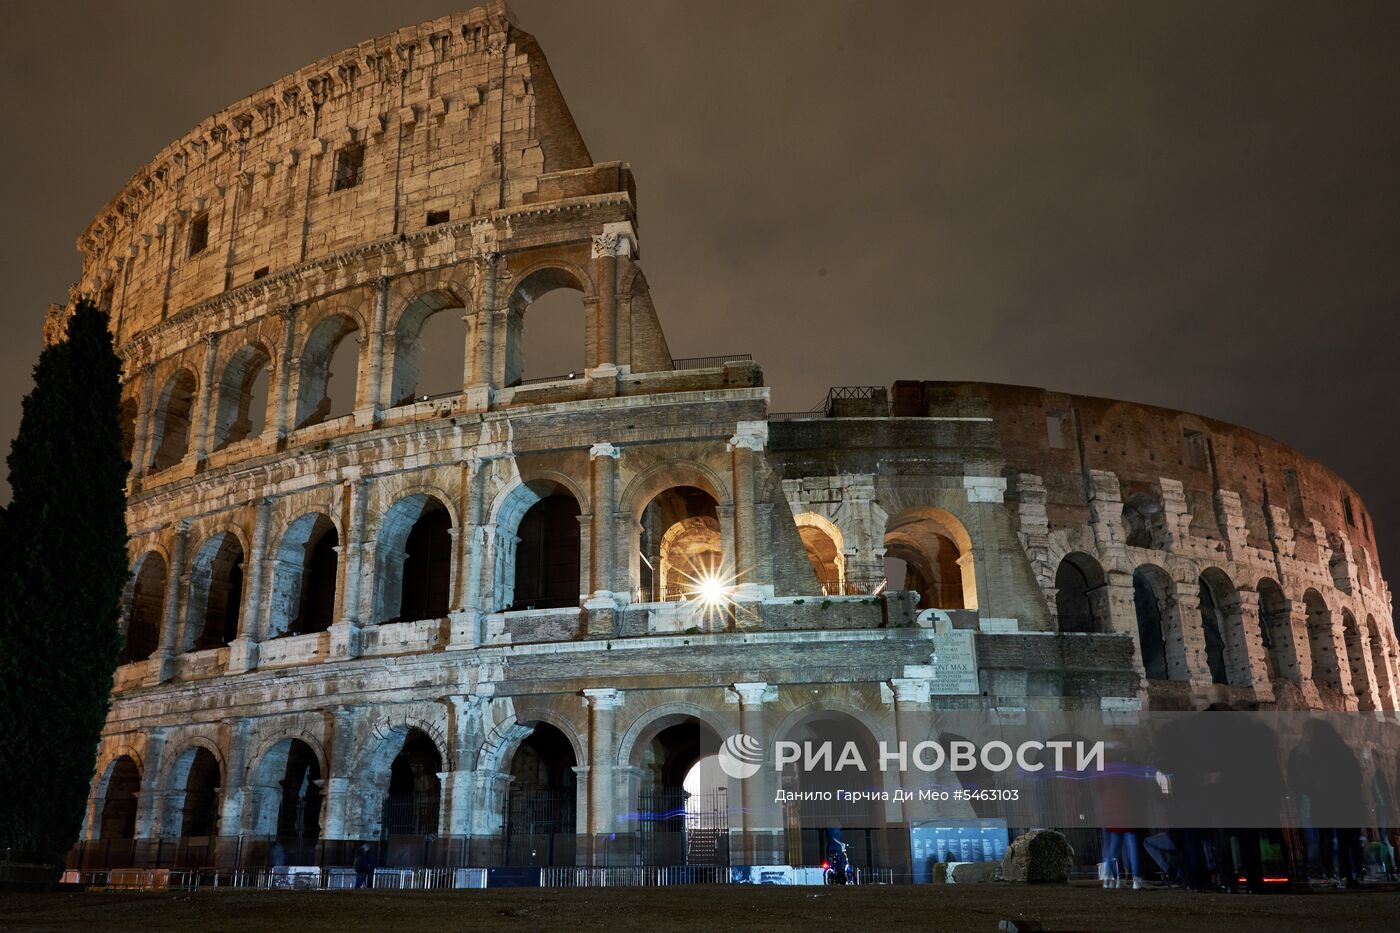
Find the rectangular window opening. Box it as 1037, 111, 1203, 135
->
1045, 413, 1069, 450
332, 143, 365, 192
1283, 468, 1304, 514
1342, 494, 1355, 526
1182, 430, 1207, 469
253, 266, 270, 281
187, 211, 209, 257
426, 209, 450, 227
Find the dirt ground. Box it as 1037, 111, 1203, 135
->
2, 883, 1397, 933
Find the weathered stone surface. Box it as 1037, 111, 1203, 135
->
948, 860, 998, 884
1001, 830, 1074, 884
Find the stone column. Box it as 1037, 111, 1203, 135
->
269, 304, 298, 443
218, 719, 252, 835
133, 728, 168, 838
586, 443, 622, 609
961, 475, 1011, 613
228, 498, 272, 674
1287, 601, 1324, 707
330, 477, 369, 660
582, 688, 624, 850
450, 458, 488, 648
1171, 588, 1215, 688
466, 252, 499, 410
732, 682, 779, 864
149, 521, 190, 685
357, 277, 390, 425
129, 363, 157, 481
889, 678, 931, 827
589, 223, 634, 376
320, 707, 358, 840
728, 423, 769, 600
1235, 589, 1276, 702
190, 332, 220, 467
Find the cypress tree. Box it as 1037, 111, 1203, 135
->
0, 301, 128, 860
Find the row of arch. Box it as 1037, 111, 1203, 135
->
1052, 551, 1398, 708
129, 269, 599, 473
121, 479, 738, 663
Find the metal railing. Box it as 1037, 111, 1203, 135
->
670, 353, 752, 370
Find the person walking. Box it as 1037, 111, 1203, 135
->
353, 842, 376, 889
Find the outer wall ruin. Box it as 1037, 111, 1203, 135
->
62, 3, 1394, 876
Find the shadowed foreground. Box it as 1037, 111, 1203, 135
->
3, 884, 1398, 933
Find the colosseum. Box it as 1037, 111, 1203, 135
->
62, 3, 1394, 882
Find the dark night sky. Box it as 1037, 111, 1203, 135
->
0, 1, 1396, 581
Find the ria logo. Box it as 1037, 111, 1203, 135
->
718, 733, 764, 780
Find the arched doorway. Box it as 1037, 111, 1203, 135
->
388, 290, 466, 406
296, 314, 360, 428
1198, 568, 1250, 686
508, 487, 582, 611
375, 495, 452, 624
178, 747, 222, 838
149, 369, 197, 471
1132, 565, 1177, 681
503, 723, 578, 866
267, 513, 339, 637
212, 343, 271, 448
1121, 492, 1166, 550
383, 729, 442, 838
275, 740, 323, 860
883, 509, 975, 610
795, 515, 844, 595
185, 532, 245, 652
98, 757, 141, 840
120, 553, 166, 664
640, 487, 723, 602
1054, 552, 1108, 634
504, 267, 588, 386
636, 717, 727, 866
781, 713, 884, 872
1257, 579, 1294, 682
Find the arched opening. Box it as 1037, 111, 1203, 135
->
781, 713, 884, 871
503, 723, 578, 866
1303, 589, 1341, 692
212, 343, 271, 449
384, 729, 442, 837
1121, 492, 1166, 550
1132, 565, 1177, 681
149, 369, 197, 471
296, 314, 360, 428
509, 489, 582, 611
119, 397, 138, 465
179, 747, 222, 837
505, 267, 588, 386
796, 517, 844, 595
275, 740, 323, 844
376, 495, 452, 624
640, 486, 722, 602
1366, 616, 1394, 710
120, 553, 166, 664
883, 509, 975, 610
1341, 610, 1372, 708
185, 532, 244, 652
1198, 568, 1250, 686
636, 717, 727, 866
1054, 552, 1108, 634
388, 290, 466, 406
1257, 579, 1295, 683
98, 757, 141, 840
267, 513, 339, 637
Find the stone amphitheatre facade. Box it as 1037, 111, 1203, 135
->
63, 3, 1394, 875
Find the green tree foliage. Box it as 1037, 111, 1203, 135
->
0, 302, 128, 859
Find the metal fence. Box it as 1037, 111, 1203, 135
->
670, 354, 752, 370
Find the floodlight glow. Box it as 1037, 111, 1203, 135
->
693, 571, 731, 607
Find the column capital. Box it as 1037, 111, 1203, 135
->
582, 687, 624, 710
731, 682, 771, 706
727, 420, 768, 452
590, 221, 636, 258
963, 475, 1007, 504
889, 677, 931, 705
589, 442, 621, 460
